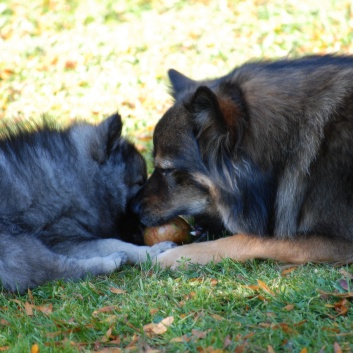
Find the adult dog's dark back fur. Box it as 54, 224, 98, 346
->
133, 55, 353, 268
0, 114, 174, 292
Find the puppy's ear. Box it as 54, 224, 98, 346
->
103, 112, 123, 153
91, 112, 123, 162
168, 69, 198, 99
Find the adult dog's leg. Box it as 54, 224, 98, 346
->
156, 234, 353, 269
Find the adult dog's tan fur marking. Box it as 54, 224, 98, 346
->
157, 233, 353, 269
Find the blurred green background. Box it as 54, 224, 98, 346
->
1, 2, 353, 352
1, 0, 352, 156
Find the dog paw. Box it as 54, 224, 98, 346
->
104, 251, 128, 271
148, 241, 177, 257
134, 242, 177, 263
156, 248, 192, 270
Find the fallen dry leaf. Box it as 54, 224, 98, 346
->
259, 323, 271, 328
244, 332, 255, 339
283, 304, 295, 311
242, 285, 260, 291
0, 319, 10, 326
338, 269, 353, 279
334, 298, 350, 316
30, 343, 39, 353
94, 349, 122, 353
223, 336, 233, 349
293, 320, 307, 327
338, 279, 350, 291
34, 304, 53, 315
191, 329, 210, 339
109, 287, 126, 294
318, 346, 326, 353
257, 280, 276, 296
100, 326, 113, 342
196, 346, 224, 353
299, 348, 308, 353
210, 278, 218, 286
267, 345, 275, 353
318, 290, 353, 298
170, 335, 191, 343
92, 306, 118, 317
161, 316, 174, 327
28, 289, 34, 303
25, 302, 34, 316
45, 328, 81, 338
210, 314, 224, 321
0, 347, 10, 352
143, 316, 174, 335
334, 342, 342, 353
281, 266, 298, 276
234, 344, 246, 353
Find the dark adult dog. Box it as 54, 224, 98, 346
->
0, 113, 174, 292
133, 55, 353, 269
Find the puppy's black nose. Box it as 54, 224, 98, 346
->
130, 195, 141, 215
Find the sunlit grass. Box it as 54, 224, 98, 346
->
1, 0, 353, 351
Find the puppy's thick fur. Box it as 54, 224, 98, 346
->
0, 113, 174, 292
133, 55, 353, 268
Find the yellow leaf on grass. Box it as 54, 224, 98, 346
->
30, 343, 39, 353
299, 348, 308, 353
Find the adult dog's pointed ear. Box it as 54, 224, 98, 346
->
168, 69, 199, 99
187, 86, 244, 166
91, 112, 123, 162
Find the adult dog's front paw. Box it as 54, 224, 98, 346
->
156, 242, 220, 270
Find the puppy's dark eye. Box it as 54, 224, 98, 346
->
134, 178, 145, 186
158, 168, 174, 176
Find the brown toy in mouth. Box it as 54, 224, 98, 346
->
143, 217, 192, 246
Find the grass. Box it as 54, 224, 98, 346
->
1, 0, 353, 352
1, 261, 353, 352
